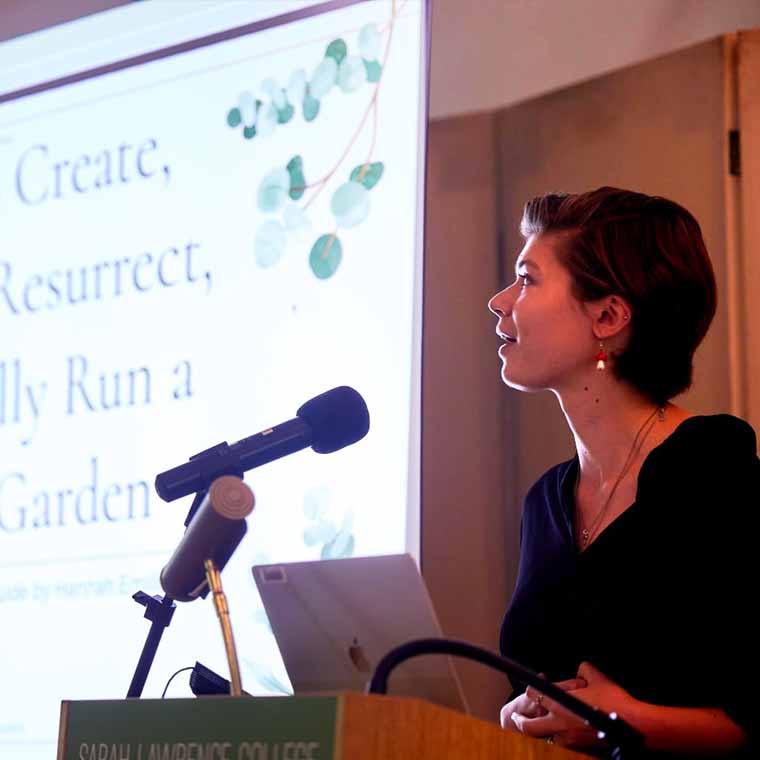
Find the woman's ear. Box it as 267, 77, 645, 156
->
586, 294, 632, 340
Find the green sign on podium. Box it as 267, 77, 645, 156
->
58, 696, 339, 760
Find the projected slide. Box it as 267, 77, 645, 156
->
0, 1, 426, 755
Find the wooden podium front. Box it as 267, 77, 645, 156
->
58, 693, 594, 759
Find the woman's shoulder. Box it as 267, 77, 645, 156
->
641, 413, 760, 513
523, 457, 577, 518
655, 413, 757, 462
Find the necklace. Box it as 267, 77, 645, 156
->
576, 406, 665, 548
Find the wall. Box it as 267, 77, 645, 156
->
424, 35, 735, 721
422, 112, 509, 717
429, 0, 760, 117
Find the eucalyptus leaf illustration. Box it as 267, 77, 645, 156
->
261, 77, 287, 110
244, 660, 293, 696
238, 91, 258, 126
359, 23, 382, 61
363, 59, 382, 83
350, 161, 384, 190
309, 234, 343, 279
321, 531, 355, 559
331, 181, 370, 228
304, 520, 338, 547
226, 9, 390, 145
277, 103, 295, 124
257, 102, 279, 138
338, 55, 367, 93
303, 89, 320, 122
258, 168, 290, 212
310, 57, 338, 98
254, 220, 287, 268
286, 155, 306, 200
325, 38, 348, 65
227, 3, 401, 278
287, 68, 307, 104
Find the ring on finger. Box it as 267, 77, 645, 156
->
545, 735, 554, 744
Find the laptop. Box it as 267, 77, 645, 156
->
251, 553, 469, 713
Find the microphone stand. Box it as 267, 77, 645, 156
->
367, 638, 645, 760
125, 487, 208, 699
126, 592, 176, 698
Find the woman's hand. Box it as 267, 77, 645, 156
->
504, 662, 636, 751
500, 672, 583, 732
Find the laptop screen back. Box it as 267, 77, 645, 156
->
252, 554, 468, 712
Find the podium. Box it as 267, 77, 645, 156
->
58, 693, 594, 759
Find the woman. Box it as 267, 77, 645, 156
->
487, 188, 757, 758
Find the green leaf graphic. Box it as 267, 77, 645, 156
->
239, 92, 258, 126
258, 102, 278, 137
244, 660, 292, 696
363, 59, 382, 83
277, 103, 295, 124
359, 24, 382, 61
258, 168, 290, 212
303, 486, 330, 519
243, 125, 257, 140
304, 520, 337, 547
325, 39, 348, 65
227, 107, 242, 127
331, 181, 370, 228
287, 69, 307, 104
338, 55, 367, 93
310, 234, 343, 279
350, 161, 384, 190
310, 57, 337, 98
262, 78, 287, 110
321, 531, 355, 559
303, 91, 320, 122
287, 155, 306, 200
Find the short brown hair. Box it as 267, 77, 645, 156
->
520, 187, 717, 403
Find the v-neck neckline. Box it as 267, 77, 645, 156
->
560, 414, 708, 555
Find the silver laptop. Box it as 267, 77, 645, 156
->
251, 553, 469, 713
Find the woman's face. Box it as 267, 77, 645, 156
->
488, 234, 597, 393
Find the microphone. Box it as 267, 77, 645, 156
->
160, 475, 255, 602
155, 386, 370, 503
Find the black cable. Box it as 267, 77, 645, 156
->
367, 638, 645, 760
161, 666, 195, 698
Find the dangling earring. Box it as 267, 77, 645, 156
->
595, 341, 608, 371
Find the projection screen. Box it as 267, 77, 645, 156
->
0, 1, 429, 756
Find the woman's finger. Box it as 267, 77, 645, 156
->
500, 694, 547, 729
554, 677, 587, 691
510, 712, 565, 738
521, 700, 548, 719
529, 692, 586, 723
525, 677, 587, 704
577, 660, 607, 683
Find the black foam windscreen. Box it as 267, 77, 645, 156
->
297, 386, 370, 453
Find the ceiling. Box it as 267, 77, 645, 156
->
2, 0, 760, 118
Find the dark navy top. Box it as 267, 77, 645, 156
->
500, 415, 758, 758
